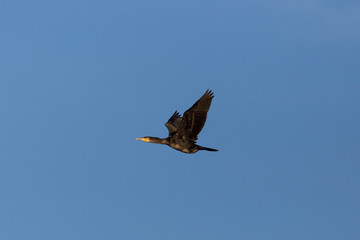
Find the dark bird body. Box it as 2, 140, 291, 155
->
136, 90, 218, 154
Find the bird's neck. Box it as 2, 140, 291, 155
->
147, 137, 169, 145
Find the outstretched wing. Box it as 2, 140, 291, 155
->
165, 110, 183, 135
175, 90, 214, 141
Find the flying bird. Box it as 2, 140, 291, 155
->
136, 90, 218, 153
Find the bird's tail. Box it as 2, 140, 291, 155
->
198, 145, 218, 152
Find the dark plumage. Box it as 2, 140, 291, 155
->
136, 90, 218, 153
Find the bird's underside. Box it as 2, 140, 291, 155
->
136, 90, 218, 153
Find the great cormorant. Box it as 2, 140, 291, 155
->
136, 90, 218, 153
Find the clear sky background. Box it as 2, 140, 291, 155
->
1, 0, 359, 239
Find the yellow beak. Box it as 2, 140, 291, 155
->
136, 137, 148, 142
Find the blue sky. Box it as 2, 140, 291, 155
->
1, 0, 359, 239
